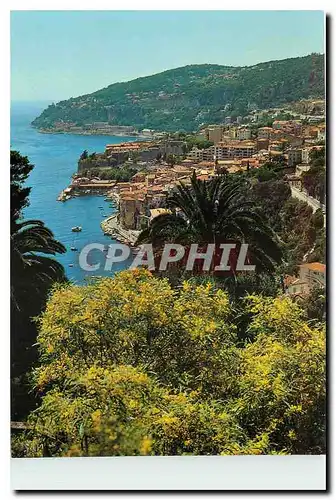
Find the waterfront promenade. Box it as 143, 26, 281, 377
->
101, 214, 140, 245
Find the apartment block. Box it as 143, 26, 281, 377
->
236, 127, 252, 140
214, 141, 256, 160
258, 127, 273, 139
208, 126, 223, 145
299, 262, 326, 289
288, 148, 303, 167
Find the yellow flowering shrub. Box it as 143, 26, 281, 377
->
35, 269, 238, 398
234, 295, 326, 453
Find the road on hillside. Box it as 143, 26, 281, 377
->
290, 185, 326, 226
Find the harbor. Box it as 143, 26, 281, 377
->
56, 177, 141, 245
101, 214, 140, 246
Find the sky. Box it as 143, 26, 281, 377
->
11, 10, 325, 102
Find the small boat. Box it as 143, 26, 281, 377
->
71, 226, 82, 232
104, 198, 110, 201
70, 247, 78, 251
69, 263, 74, 267
98, 206, 104, 209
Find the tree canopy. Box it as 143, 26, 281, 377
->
11, 151, 66, 420
13, 269, 325, 457
32, 55, 324, 133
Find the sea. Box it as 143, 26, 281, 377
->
10, 101, 135, 284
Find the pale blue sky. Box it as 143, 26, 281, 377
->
11, 10, 325, 102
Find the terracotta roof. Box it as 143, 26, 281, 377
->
149, 208, 171, 219
198, 161, 214, 167
300, 262, 326, 273
284, 275, 303, 287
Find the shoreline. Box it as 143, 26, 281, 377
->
59, 189, 138, 246
101, 214, 140, 246
33, 126, 158, 140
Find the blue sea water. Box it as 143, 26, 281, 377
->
10, 101, 134, 284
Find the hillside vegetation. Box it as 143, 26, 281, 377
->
32, 54, 324, 132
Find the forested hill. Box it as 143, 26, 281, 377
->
32, 54, 324, 133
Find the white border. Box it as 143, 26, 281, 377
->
11, 456, 326, 491
2, 3, 332, 496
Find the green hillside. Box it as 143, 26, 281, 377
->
32, 54, 324, 133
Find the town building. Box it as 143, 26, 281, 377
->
258, 127, 273, 140
299, 262, 326, 288
207, 126, 223, 145
295, 163, 310, 176
256, 138, 270, 151
188, 146, 203, 161
288, 148, 303, 167
149, 208, 171, 222
214, 141, 256, 160
284, 262, 326, 296
236, 127, 252, 140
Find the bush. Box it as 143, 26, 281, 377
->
15, 269, 325, 456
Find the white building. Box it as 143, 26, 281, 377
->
188, 146, 203, 161
295, 164, 310, 176
258, 127, 273, 139
317, 128, 326, 141
288, 148, 303, 167
214, 142, 256, 160
236, 127, 252, 140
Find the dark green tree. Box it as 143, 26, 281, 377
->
166, 154, 176, 167
137, 172, 282, 273
10, 151, 33, 230
11, 151, 66, 420
80, 149, 88, 160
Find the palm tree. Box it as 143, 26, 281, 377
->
137, 172, 282, 273
11, 219, 66, 311
11, 219, 67, 418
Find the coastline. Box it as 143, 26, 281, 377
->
101, 214, 140, 246
33, 127, 157, 140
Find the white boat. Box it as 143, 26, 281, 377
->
70, 247, 78, 251
71, 226, 82, 232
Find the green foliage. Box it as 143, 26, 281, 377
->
10, 150, 34, 228
138, 172, 283, 273
166, 154, 177, 167
15, 269, 325, 457
248, 155, 289, 184
185, 136, 214, 151
237, 170, 324, 273
302, 147, 325, 202
80, 149, 88, 160
81, 165, 138, 182
11, 151, 67, 420
297, 286, 326, 323
277, 199, 325, 271
32, 55, 324, 133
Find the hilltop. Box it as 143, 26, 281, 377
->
32, 54, 324, 133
